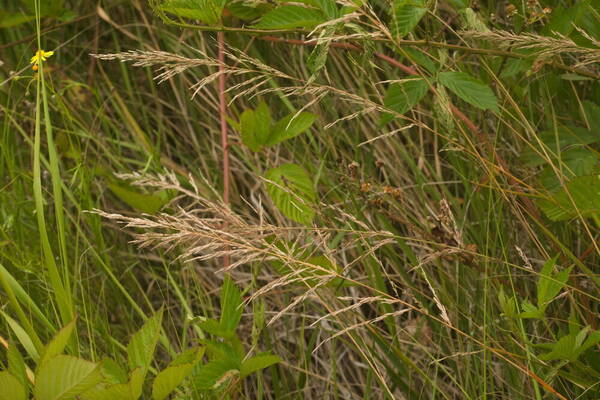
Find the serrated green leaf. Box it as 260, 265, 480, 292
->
240, 109, 260, 152
307, 30, 332, 77
128, 368, 145, 400
203, 339, 243, 363
171, 347, 205, 366
537, 257, 572, 308
539, 334, 577, 361
152, 361, 197, 400
438, 71, 499, 112
266, 112, 316, 146
538, 174, 600, 221
315, 0, 339, 18
160, 0, 226, 25
100, 358, 128, 385
81, 367, 148, 400
254, 102, 272, 144
39, 318, 76, 367
264, 164, 317, 225
127, 309, 164, 375
240, 354, 281, 378
581, 330, 600, 353
219, 275, 243, 334
191, 358, 239, 391
253, 5, 326, 29
393, 0, 427, 38
521, 125, 600, 168
519, 300, 543, 319
197, 318, 234, 338
381, 78, 429, 124
240, 102, 272, 151
34, 355, 102, 400
226, 1, 262, 21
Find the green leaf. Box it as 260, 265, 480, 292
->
171, 347, 205, 366
539, 175, 600, 221
160, 0, 226, 25
240, 109, 260, 152
127, 309, 164, 375
254, 102, 272, 145
438, 71, 499, 112
253, 5, 326, 29
80, 383, 133, 400
192, 358, 239, 391
581, 330, 600, 353
226, 2, 263, 21
537, 257, 572, 308
381, 78, 429, 124
7, 342, 27, 391
0, 371, 26, 400
34, 355, 102, 400
393, 0, 427, 38
197, 318, 234, 338
521, 125, 600, 167
128, 368, 145, 400
264, 164, 317, 225
519, 300, 543, 319
545, 1, 589, 36
307, 29, 332, 77
539, 334, 577, 361
80, 369, 146, 400
240, 354, 281, 378
100, 358, 128, 385
39, 318, 76, 367
240, 102, 272, 151
2, 311, 39, 361
266, 112, 316, 146
583, 100, 600, 132
315, 0, 339, 19
0, 12, 36, 28
219, 275, 244, 334
108, 182, 170, 214
152, 359, 199, 400
497, 289, 516, 319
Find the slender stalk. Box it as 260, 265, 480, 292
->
218, 31, 230, 268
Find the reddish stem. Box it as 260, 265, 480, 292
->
259, 35, 543, 221
218, 31, 229, 205
218, 31, 230, 268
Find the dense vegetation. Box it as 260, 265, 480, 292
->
1, 0, 599, 398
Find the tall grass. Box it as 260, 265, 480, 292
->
1, 0, 599, 399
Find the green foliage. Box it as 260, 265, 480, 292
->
158, 0, 226, 25
438, 71, 499, 112
519, 257, 572, 318
34, 356, 103, 400
240, 102, 316, 151
392, 0, 428, 38
381, 77, 429, 124
0, 371, 27, 400
253, 5, 326, 29
539, 175, 600, 222
191, 277, 280, 393
265, 164, 317, 225
152, 349, 203, 400
127, 308, 164, 375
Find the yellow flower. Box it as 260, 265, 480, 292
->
30, 50, 54, 66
